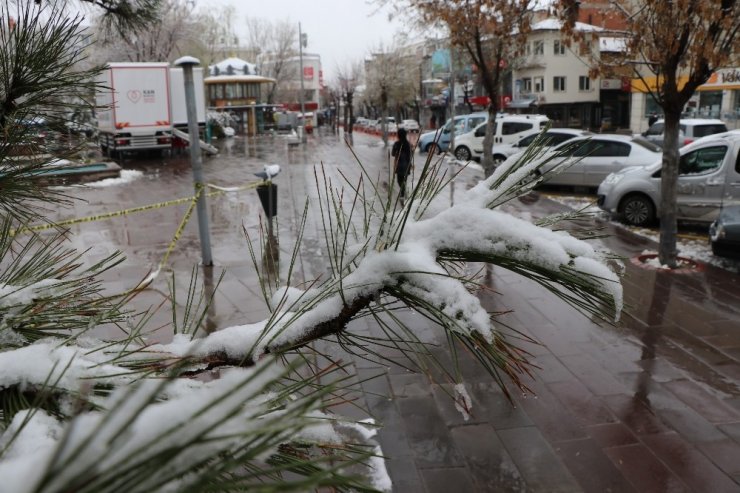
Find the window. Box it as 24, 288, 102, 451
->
553, 76, 566, 92
468, 117, 486, 131
547, 132, 579, 146
502, 122, 534, 135
554, 40, 566, 55
579, 41, 592, 56
579, 76, 591, 91
522, 78, 532, 93
524, 43, 531, 56
569, 140, 628, 158
534, 76, 544, 93
533, 40, 544, 55
679, 146, 727, 175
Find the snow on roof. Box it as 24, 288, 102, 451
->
600, 37, 628, 52
531, 18, 604, 32
204, 74, 276, 84
209, 57, 257, 76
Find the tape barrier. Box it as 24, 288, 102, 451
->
10, 180, 265, 237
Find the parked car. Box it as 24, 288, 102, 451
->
641, 118, 728, 148
453, 114, 550, 161
418, 112, 488, 153
502, 134, 663, 189
399, 119, 420, 132
709, 205, 740, 258
353, 117, 369, 130
489, 128, 592, 164
598, 130, 740, 226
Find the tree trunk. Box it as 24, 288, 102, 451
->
658, 110, 681, 267
482, 105, 498, 177
347, 92, 354, 134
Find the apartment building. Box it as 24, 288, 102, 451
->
512, 18, 631, 131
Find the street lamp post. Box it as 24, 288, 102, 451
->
298, 23, 307, 143
174, 56, 212, 267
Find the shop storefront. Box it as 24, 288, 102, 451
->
630, 67, 740, 132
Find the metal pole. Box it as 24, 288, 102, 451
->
298, 23, 307, 143
175, 56, 213, 266
449, 44, 456, 153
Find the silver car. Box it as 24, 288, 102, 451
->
491, 128, 592, 165
503, 134, 663, 188
598, 130, 740, 226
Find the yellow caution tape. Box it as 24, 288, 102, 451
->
9, 179, 266, 237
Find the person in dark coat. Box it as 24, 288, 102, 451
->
391, 128, 412, 199
648, 112, 658, 127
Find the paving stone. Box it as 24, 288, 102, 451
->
397, 395, 465, 469
547, 379, 619, 427
450, 424, 526, 492
498, 426, 583, 492
643, 432, 740, 492
419, 467, 474, 493
604, 443, 690, 492
555, 438, 636, 492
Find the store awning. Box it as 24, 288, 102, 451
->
507, 98, 537, 109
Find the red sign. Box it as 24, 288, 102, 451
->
621, 76, 631, 92
303, 67, 314, 81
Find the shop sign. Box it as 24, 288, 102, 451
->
600, 79, 623, 90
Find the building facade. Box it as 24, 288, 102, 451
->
511, 19, 631, 131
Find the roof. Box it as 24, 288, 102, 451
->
209, 57, 257, 76
204, 75, 276, 84
531, 18, 604, 32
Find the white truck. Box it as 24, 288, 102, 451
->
96, 62, 206, 156
169, 66, 206, 133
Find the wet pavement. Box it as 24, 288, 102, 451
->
40, 129, 740, 491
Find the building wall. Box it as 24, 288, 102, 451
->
515, 29, 600, 108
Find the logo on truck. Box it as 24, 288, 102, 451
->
127, 90, 141, 103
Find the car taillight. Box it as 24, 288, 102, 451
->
157, 136, 171, 145
115, 138, 129, 146
684, 138, 693, 146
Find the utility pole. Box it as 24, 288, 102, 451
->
298, 23, 307, 143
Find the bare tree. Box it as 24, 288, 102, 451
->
92, 0, 198, 62
559, 0, 740, 267
335, 61, 363, 134
387, 0, 534, 176
364, 43, 411, 146
253, 18, 298, 104
191, 5, 240, 67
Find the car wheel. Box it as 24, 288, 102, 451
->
619, 194, 655, 226
493, 154, 507, 165
454, 146, 471, 161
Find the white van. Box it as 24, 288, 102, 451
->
453, 114, 550, 161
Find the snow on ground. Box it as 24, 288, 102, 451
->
545, 193, 740, 273
84, 169, 143, 188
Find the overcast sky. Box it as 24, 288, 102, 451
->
201, 0, 410, 81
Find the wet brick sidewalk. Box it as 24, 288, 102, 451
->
46, 129, 740, 492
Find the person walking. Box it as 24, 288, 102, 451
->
391, 128, 412, 199
648, 112, 658, 127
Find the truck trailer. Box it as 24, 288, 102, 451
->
96, 62, 173, 156
95, 63, 206, 157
